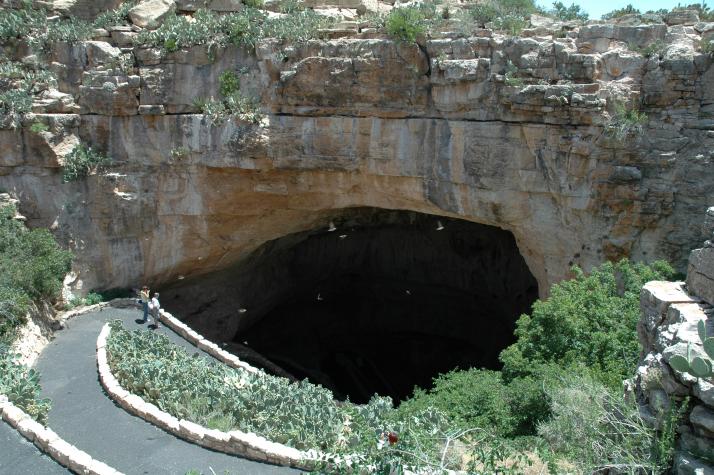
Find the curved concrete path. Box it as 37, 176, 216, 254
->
0, 419, 70, 474
34, 307, 301, 475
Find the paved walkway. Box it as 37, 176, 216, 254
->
0, 419, 70, 474
32, 307, 301, 475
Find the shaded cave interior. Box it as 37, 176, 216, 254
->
162, 208, 539, 403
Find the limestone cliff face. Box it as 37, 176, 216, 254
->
1, 17, 713, 294
635, 208, 714, 474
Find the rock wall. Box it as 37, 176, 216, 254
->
636, 207, 714, 474
1, 14, 714, 294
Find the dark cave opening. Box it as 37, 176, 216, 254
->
224, 209, 539, 404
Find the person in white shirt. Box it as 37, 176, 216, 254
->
149, 292, 161, 329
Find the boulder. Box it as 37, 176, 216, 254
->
129, 0, 176, 29
687, 244, 714, 306
46, 0, 123, 20
665, 9, 700, 26
32, 89, 80, 114
84, 41, 124, 68
691, 405, 714, 434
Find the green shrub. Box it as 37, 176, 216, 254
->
135, 8, 330, 54
630, 39, 667, 58
0, 90, 32, 128
498, 259, 674, 436
0, 201, 71, 345
461, 0, 537, 35
65, 291, 104, 309
242, 0, 264, 8
0, 286, 29, 345
93, 1, 137, 29
539, 372, 675, 473
62, 143, 111, 182
41, 18, 94, 46
0, 60, 58, 128
218, 70, 240, 97
504, 371, 556, 436
386, 7, 427, 42
262, 9, 332, 43
466, 2, 499, 27
602, 4, 640, 19
195, 92, 262, 125
504, 60, 524, 86
0, 3, 45, 43
606, 101, 649, 141
398, 369, 515, 437
501, 259, 674, 389
0, 3, 94, 51
0, 205, 72, 303
0, 345, 51, 423
29, 122, 49, 134
170, 146, 190, 161
549, 1, 589, 21
702, 38, 714, 55
493, 13, 530, 35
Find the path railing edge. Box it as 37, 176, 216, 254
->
0, 393, 123, 475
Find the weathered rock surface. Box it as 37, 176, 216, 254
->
688, 207, 714, 306
0, 17, 713, 297
129, 0, 176, 29
636, 209, 714, 474
42, 0, 124, 20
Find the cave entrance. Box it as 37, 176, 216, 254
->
219, 208, 539, 404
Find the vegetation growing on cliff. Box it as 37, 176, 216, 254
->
134, 7, 332, 53
0, 2, 93, 51
385, 5, 430, 42
194, 69, 262, 125
606, 101, 649, 141
0, 204, 72, 345
62, 143, 111, 183
0, 59, 57, 129
602, 2, 714, 21
0, 202, 70, 422
93, 0, 137, 29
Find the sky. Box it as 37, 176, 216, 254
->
534, 0, 705, 19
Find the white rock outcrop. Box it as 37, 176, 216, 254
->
128, 0, 176, 29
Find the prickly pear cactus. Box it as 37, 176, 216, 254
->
668, 320, 714, 379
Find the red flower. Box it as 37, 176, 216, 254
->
387, 431, 398, 445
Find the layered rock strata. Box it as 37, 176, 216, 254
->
636, 208, 714, 474
0, 13, 713, 297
